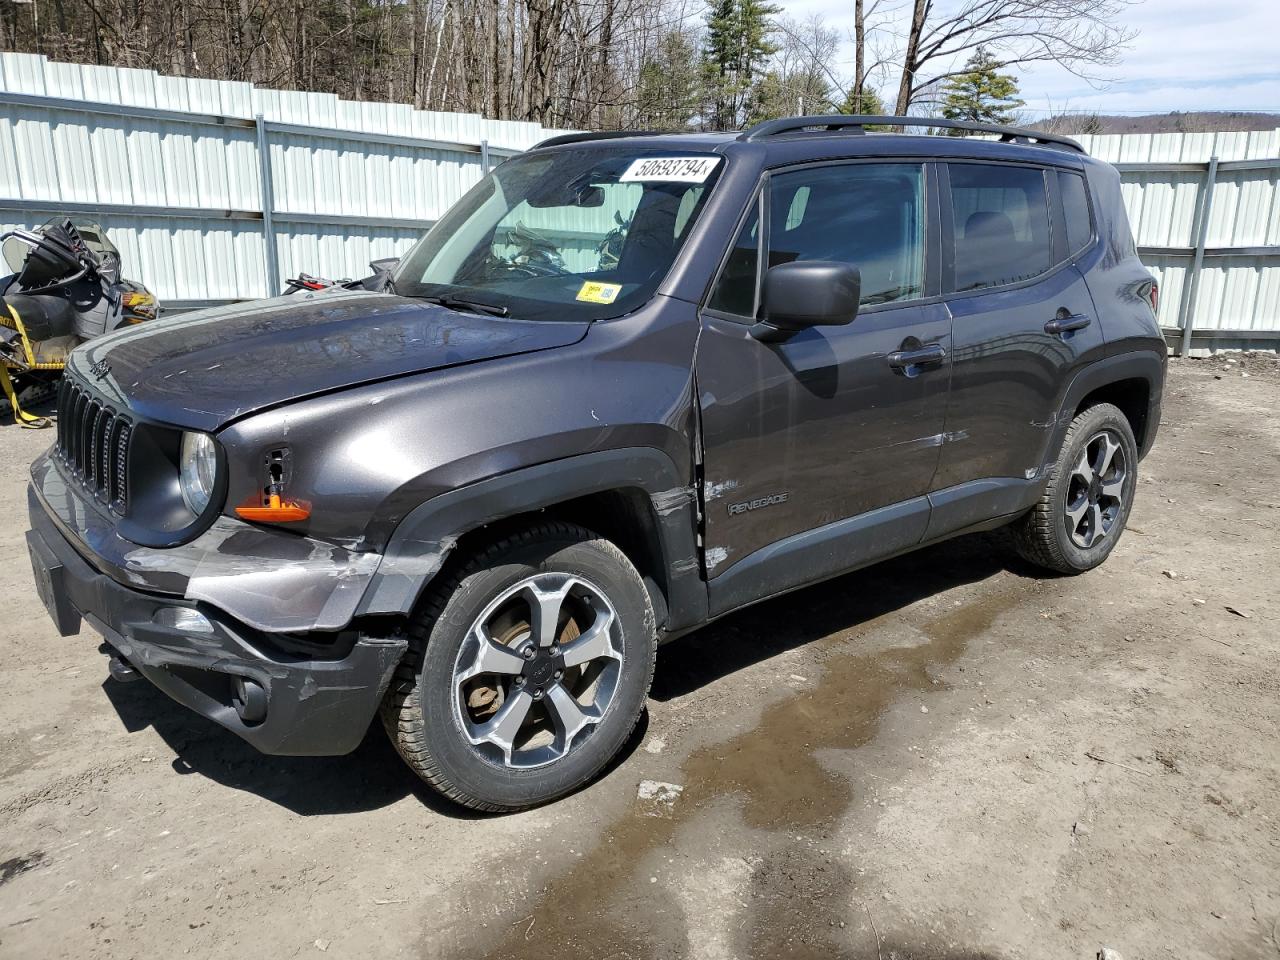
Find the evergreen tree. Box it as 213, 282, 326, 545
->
701, 0, 780, 130
636, 28, 702, 130
749, 67, 832, 123
940, 49, 1024, 127
840, 87, 884, 115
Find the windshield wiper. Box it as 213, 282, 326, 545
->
422, 294, 509, 317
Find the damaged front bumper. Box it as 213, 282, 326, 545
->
27, 468, 406, 756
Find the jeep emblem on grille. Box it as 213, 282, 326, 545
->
90, 359, 111, 380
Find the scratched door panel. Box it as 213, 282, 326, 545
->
937, 266, 1102, 487
935, 161, 1107, 489
695, 301, 951, 577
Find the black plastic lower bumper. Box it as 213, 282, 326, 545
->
27, 497, 407, 756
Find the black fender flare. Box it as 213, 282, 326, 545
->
355, 447, 708, 632
1041, 349, 1165, 473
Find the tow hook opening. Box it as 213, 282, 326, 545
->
101, 644, 141, 683
231, 675, 268, 724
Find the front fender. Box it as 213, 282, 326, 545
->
355, 447, 707, 631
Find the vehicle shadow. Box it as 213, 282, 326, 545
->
101, 677, 481, 817
100, 529, 1040, 818
652, 529, 1039, 701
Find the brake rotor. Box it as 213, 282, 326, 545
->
461, 603, 583, 721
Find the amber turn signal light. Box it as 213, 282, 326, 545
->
235, 491, 311, 523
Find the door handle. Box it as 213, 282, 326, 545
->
1044, 313, 1091, 335
887, 343, 947, 370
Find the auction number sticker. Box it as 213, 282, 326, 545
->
619, 156, 721, 183
576, 281, 622, 304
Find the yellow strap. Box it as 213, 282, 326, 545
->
0, 363, 49, 427
6, 302, 38, 366
2, 303, 56, 426
4, 302, 65, 370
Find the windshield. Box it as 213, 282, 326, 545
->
391, 148, 723, 321
44, 217, 119, 262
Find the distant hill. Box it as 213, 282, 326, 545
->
1029, 112, 1280, 135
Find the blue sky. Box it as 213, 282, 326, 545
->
784, 0, 1280, 117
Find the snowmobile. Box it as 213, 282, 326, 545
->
0, 218, 157, 426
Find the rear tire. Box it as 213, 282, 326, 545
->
1013, 402, 1138, 574
380, 522, 656, 812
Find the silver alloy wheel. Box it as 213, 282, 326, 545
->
450, 572, 623, 769
1065, 428, 1127, 549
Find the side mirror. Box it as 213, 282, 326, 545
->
752, 260, 861, 341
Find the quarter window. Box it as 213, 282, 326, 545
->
949, 164, 1051, 291
1059, 171, 1093, 255
707, 199, 760, 317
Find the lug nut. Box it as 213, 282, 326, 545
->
522, 646, 535, 660
533, 689, 544, 700
549, 644, 559, 655
513, 676, 525, 688
553, 669, 563, 680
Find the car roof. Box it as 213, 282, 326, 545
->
530, 123, 1088, 171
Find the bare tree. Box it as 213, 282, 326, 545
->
892, 0, 1136, 116
0, 0, 1139, 134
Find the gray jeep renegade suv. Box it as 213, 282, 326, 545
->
26, 115, 1164, 811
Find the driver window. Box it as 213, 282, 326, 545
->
707, 163, 926, 318
769, 163, 925, 306
491, 184, 644, 275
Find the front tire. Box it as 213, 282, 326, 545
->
380, 522, 656, 812
1013, 402, 1138, 574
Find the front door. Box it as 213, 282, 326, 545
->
695, 160, 951, 611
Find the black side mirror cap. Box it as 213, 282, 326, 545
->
752, 260, 861, 341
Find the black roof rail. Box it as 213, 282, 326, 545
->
532, 130, 664, 150
738, 115, 1085, 154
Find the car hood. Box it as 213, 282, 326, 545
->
73, 291, 589, 431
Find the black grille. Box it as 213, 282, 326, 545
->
55, 376, 132, 512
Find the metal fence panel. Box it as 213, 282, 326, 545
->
0, 53, 1277, 348
1078, 128, 1280, 342
0, 52, 571, 304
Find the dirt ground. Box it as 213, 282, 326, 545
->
1, 355, 1278, 960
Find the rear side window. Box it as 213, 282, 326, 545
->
949, 164, 1051, 291
1059, 171, 1093, 254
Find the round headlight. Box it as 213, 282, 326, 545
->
179, 431, 219, 514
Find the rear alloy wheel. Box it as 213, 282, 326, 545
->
1063, 429, 1128, 550
381, 523, 656, 812
1013, 402, 1139, 574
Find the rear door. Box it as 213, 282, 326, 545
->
931, 161, 1106, 507
695, 160, 951, 596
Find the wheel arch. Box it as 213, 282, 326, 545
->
355, 447, 708, 635
1043, 350, 1164, 473
1073, 377, 1151, 451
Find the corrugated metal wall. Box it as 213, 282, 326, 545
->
0, 52, 571, 304
1076, 129, 1280, 338
0, 53, 1277, 345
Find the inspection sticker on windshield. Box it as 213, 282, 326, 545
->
576, 281, 622, 304
620, 157, 720, 183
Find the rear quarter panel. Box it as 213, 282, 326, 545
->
1081, 158, 1165, 358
